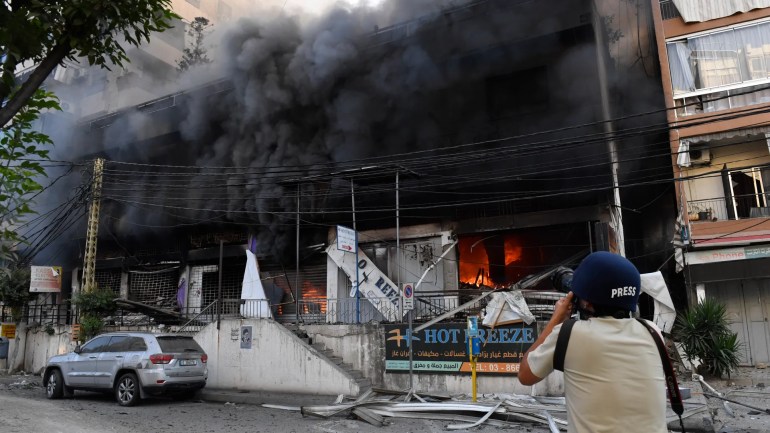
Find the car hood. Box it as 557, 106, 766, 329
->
46, 353, 73, 364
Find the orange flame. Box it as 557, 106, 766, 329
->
459, 235, 523, 287
458, 236, 491, 286
301, 281, 327, 314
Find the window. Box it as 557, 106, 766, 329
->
156, 336, 204, 353
80, 336, 110, 353
127, 337, 148, 351
730, 167, 769, 218
106, 336, 129, 352
667, 21, 770, 115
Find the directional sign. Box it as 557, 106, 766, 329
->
467, 316, 479, 337
336, 225, 357, 252
402, 283, 414, 310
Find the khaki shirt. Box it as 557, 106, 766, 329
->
527, 318, 668, 433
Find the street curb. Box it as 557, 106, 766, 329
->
199, 388, 336, 407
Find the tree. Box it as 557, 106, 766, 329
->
0, 0, 179, 127
177, 17, 212, 72
0, 265, 35, 322
0, 89, 58, 262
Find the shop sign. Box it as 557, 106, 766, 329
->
384, 322, 537, 374
687, 245, 770, 265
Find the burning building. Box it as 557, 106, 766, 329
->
22, 0, 676, 329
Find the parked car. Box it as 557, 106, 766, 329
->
42, 332, 208, 406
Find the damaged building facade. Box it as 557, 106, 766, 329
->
653, 0, 770, 365
12, 0, 679, 393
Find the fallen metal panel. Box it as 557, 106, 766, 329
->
352, 407, 386, 427
446, 402, 502, 430
365, 409, 523, 429
261, 404, 301, 411
370, 387, 451, 400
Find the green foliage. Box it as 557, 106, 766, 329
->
0, 0, 179, 124
0, 266, 36, 322
71, 287, 118, 317
0, 90, 58, 261
79, 315, 104, 341
72, 287, 117, 341
177, 17, 212, 72
674, 298, 742, 378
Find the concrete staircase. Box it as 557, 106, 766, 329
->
283, 324, 371, 396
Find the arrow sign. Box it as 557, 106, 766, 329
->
336, 225, 357, 253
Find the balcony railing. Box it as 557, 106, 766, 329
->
688, 194, 770, 222
659, 0, 681, 20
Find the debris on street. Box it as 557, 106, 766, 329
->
263, 388, 569, 431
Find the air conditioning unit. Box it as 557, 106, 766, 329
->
689, 148, 711, 166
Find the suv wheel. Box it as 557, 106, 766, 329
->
115, 373, 141, 406
45, 369, 64, 399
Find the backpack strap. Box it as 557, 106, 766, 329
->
553, 318, 577, 372
635, 318, 685, 417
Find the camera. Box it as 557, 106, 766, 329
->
551, 266, 574, 294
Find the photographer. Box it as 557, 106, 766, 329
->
518, 251, 667, 433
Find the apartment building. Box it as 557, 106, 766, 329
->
653, 0, 770, 365
16, 0, 254, 121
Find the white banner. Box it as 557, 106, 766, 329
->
240, 251, 271, 318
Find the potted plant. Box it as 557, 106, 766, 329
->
674, 298, 742, 379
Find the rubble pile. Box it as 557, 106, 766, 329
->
264, 388, 568, 431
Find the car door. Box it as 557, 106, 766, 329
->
66, 336, 110, 387
95, 335, 129, 388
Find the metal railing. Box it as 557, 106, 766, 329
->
297, 291, 563, 325
6, 291, 563, 331
688, 194, 770, 222
659, 0, 681, 20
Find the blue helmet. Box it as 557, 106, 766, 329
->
571, 251, 641, 312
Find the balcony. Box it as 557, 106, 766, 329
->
686, 191, 770, 247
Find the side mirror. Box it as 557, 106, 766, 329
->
74, 345, 82, 354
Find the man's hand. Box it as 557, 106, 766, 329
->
518, 291, 574, 386
550, 291, 574, 325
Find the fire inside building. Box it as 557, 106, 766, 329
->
18, 0, 677, 344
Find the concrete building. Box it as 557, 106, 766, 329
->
652, 0, 770, 365
9, 0, 680, 395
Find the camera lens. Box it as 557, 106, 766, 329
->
551, 267, 574, 293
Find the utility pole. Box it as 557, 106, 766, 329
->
82, 158, 104, 293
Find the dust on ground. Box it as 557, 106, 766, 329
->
699, 366, 770, 433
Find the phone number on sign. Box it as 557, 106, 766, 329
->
459, 362, 520, 373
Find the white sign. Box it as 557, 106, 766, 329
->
30, 266, 62, 293
402, 283, 414, 311
336, 225, 357, 252
326, 245, 405, 321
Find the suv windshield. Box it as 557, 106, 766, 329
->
156, 336, 204, 353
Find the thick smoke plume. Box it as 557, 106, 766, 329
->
30, 0, 665, 265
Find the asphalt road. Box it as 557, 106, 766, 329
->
0, 375, 554, 433
11, 371, 770, 433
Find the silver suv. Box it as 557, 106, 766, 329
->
42, 332, 208, 406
